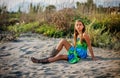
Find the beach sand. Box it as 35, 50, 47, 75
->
0, 33, 120, 78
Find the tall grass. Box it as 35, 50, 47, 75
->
35, 24, 65, 38
86, 14, 120, 50
86, 19, 110, 47
7, 22, 39, 36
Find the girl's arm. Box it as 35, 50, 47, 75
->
83, 33, 96, 60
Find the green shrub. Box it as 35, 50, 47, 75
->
35, 24, 64, 38
74, 15, 91, 25
7, 22, 39, 38
92, 14, 120, 50
8, 22, 39, 33
95, 14, 120, 34
86, 19, 111, 47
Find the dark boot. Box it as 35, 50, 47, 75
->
49, 48, 59, 57
31, 57, 50, 64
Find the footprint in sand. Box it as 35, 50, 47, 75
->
71, 71, 80, 74
0, 75, 17, 78
26, 51, 34, 54
9, 71, 23, 77
8, 47, 16, 50
0, 51, 11, 57
0, 46, 6, 50
20, 47, 30, 52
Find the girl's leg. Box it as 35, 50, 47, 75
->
54, 39, 72, 55
48, 55, 68, 62
31, 55, 68, 64
31, 39, 71, 63
48, 39, 71, 62
50, 39, 72, 57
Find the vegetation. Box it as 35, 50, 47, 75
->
0, 0, 120, 50
35, 24, 64, 38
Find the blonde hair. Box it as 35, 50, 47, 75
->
74, 19, 86, 47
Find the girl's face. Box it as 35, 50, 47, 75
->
75, 21, 84, 33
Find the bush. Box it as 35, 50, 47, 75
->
74, 15, 91, 25
85, 14, 120, 50
91, 14, 120, 50
101, 14, 120, 33
50, 8, 75, 31
35, 24, 64, 38
86, 19, 111, 47
8, 22, 39, 33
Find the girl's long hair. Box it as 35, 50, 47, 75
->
74, 19, 86, 47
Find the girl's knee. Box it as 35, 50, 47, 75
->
60, 39, 66, 43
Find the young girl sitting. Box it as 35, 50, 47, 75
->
31, 19, 96, 64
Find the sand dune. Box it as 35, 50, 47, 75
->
0, 33, 120, 78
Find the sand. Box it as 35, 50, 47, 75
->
0, 33, 120, 78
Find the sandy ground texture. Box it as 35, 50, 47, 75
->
0, 33, 120, 78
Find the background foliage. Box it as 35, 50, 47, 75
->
0, 0, 120, 50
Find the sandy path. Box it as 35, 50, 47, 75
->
0, 33, 120, 78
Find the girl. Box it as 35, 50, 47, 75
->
31, 19, 96, 64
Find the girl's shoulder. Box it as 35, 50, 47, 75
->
83, 32, 91, 42
83, 32, 89, 38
